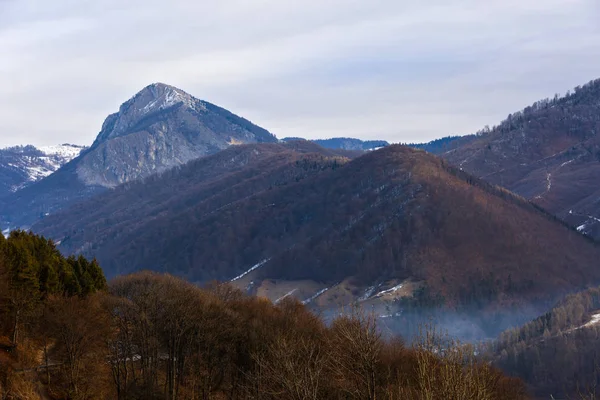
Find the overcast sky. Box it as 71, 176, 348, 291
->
1, 0, 599, 147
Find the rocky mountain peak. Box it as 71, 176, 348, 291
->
0, 84, 278, 230
93, 83, 206, 145
133, 83, 202, 113
76, 83, 277, 188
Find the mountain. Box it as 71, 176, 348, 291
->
0, 144, 85, 195
34, 144, 600, 337
33, 141, 354, 268
430, 79, 600, 239
79, 83, 277, 188
0, 83, 277, 230
282, 137, 389, 151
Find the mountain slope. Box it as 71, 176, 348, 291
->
0, 83, 277, 229
435, 79, 600, 238
282, 137, 389, 151
35, 145, 600, 319
0, 144, 84, 195
410, 135, 475, 154
34, 142, 351, 273
491, 284, 600, 398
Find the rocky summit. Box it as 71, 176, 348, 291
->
0, 83, 277, 229
76, 83, 277, 188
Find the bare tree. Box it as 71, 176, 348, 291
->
44, 294, 112, 399
251, 335, 326, 400
327, 308, 382, 400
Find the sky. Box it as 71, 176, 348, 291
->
1, 0, 599, 148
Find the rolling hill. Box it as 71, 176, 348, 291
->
34, 145, 600, 330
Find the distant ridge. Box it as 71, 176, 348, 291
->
282, 137, 389, 151
0, 143, 85, 195
429, 78, 600, 239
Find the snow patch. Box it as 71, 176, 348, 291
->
583, 313, 600, 329
534, 172, 553, 199
569, 312, 600, 332
359, 285, 381, 301
141, 87, 202, 115
230, 259, 270, 282
560, 159, 575, 167
575, 214, 600, 234
38, 144, 84, 159
302, 287, 331, 305
275, 289, 297, 304
375, 284, 404, 298
379, 312, 402, 319
2, 228, 9, 238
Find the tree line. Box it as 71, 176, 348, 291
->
490, 285, 600, 398
0, 231, 528, 399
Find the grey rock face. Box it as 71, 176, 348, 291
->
76, 83, 277, 188
0, 83, 277, 229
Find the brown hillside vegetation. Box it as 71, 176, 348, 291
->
0, 232, 528, 399
35, 141, 352, 277
36, 144, 600, 316
437, 79, 600, 239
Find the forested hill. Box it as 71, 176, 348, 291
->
0, 231, 526, 399
491, 285, 600, 398
35, 145, 600, 320
435, 79, 600, 239
0, 230, 106, 302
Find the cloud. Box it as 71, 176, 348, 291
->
0, 0, 599, 147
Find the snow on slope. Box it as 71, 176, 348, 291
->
39, 144, 84, 160
29, 144, 85, 180
582, 313, 600, 329
230, 259, 270, 282
1, 144, 85, 191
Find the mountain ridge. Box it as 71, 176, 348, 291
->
0, 143, 85, 196
282, 137, 389, 151
34, 144, 600, 331
429, 78, 600, 239
0, 83, 278, 230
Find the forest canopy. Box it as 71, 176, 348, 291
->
0, 231, 526, 399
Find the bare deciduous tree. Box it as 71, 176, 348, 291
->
328, 308, 382, 400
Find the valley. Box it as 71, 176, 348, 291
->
5, 1, 600, 397
3, 77, 600, 398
